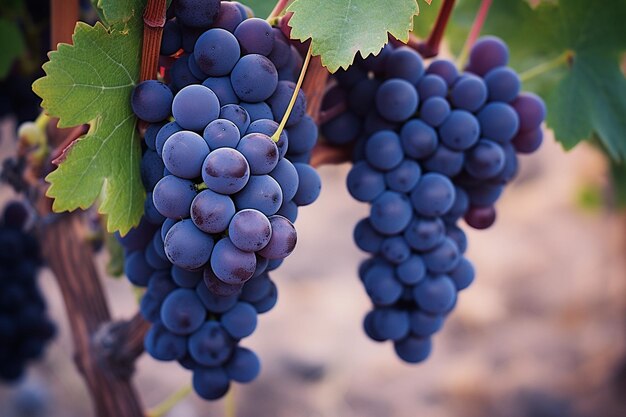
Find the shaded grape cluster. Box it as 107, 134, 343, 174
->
123, 0, 321, 400
0, 202, 56, 382
322, 36, 545, 362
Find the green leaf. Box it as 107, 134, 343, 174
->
32, 22, 144, 235
287, 0, 423, 73
0, 18, 25, 79
97, 0, 146, 26
448, 0, 626, 161
610, 161, 626, 208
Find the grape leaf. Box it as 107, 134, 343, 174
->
0, 18, 25, 79
32, 21, 144, 235
447, 0, 626, 161
96, 0, 146, 26
287, 0, 427, 73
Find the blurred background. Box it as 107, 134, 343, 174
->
2, 0, 626, 416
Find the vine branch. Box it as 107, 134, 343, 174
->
140, 0, 167, 82
416, 0, 456, 58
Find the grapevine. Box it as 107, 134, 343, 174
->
0, 0, 624, 416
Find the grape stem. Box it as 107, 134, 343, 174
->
146, 385, 193, 417
416, 0, 456, 58
267, 0, 291, 21
271, 44, 313, 142
519, 50, 574, 83
224, 386, 237, 417
456, 0, 493, 68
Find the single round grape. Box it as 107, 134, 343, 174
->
228, 209, 272, 252
169, 54, 201, 91
172, 266, 202, 288
417, 74, 447, 100
410, 173, 456, 217
210, 238, 257, 284
257, 215, 297, 259
144, 324, 187, 361
202, 148, 250, 195
234, 18, 275, 56
231, 54, 278, 103
172, 85, 220, 131
152, 175, 197, 219
131, 80, 173, 123
277, 200, 298, 223
450, 75, 487, 112
293, 163, 321, 206
226, 347, 261, 383
204, 267, 244, 296
465, 139, 506, 179
376, 79, 419, 122
385, 159, 421, 193
251, 281, 278, 314
413, 275, 457, 314
439, 110, 480, 151
419, 96, 451, 128
426, 59, 458, 86
221, 302, 258, 339
449, 257, 475, 290
477, 102, 520, 143
444, 186, 470, 222
155, 121, 183, 156
353, 218, 384, 254
124, 251, 153, 287
193, 367, 230, 400
240, 101, 274, 122
269, 28, 291, 69
423, 237, 461, 273
213, 1, 245, 32
160, 288, 206, 335
189, 321, 233, 366
267, 81, 306, 127
467, 36, 509, 76
396, 255, 426, 285
409, 312, 444, 337
404, 216, 445, 251
512, 127, 543, 154
141, 150, 165, 191
466, 184, 503, 206
246, 119, 288, 158
164, 219, 214, 270
286, 116, 317, 154
394, 336, 432, 363
371, 308, 410, 341
365, 130, 404, 171
385, 46, 425, 85
201, 77, 238, 105
234, 175, 283, 215
363, 310, 386, 342
423, 145, 465, 177
270, 159, 299, 202
240, 273, 272, 303
369, 191, 413, 235
400, 119, 438, 159
203, 119, 241, 150
162, 131, 209, 179
484, 66, 520, 102
219, 104, 251, 136
236, 133, 279, 175
381, 236, 411, 264
190, 190, 236, 234
464, 205, 496, 229
363, 262, 403, 306
511, 92, 546, 132
347, 161, 386, 202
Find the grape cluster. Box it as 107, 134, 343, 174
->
0, 202, 56, 382
124, 0, 321, 400
322, 37, 545, 362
